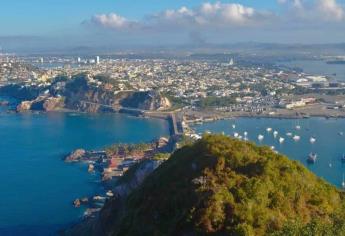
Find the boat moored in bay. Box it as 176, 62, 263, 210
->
307, 153, 317, 164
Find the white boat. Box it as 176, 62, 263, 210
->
244, 137, 248, 141
266, 127, 272, 132
270, 146, 275, 150
273, 131, 278, 138
307, 153, 317, 164
232, 124, 236, 129
233, 132, 239, 138
296, 125, 301, 130
238, 135, 243, 140
286, 132, 293, 137
293, 135, 300, 141
342, 174, 345, 189
258, 134, 264, 141
309, 137, 316, 144
244, 131, 248, 136
279, 137, 285, 144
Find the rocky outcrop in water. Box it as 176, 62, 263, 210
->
63, 159, 163, 236
65, 149, 87, 162
16, 96, 64, 112
16, 101, 33, 112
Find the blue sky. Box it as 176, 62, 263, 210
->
0, 0, 279, 35
1, 0, 345, 51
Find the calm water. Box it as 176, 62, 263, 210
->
0, 110, 169, 235
192, 118, 345, 188
280, 60, 345, 81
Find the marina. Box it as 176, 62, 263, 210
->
192, 117, 345, 188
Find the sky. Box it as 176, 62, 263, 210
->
1, 0, 345, 52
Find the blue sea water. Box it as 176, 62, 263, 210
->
280, 60, 345, 81
0, 109, 169, 235
192, 117, 345, 188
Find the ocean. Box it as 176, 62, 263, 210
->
192, 117, 345, 188
279, 59, 345, 81
0, 110, 169, 235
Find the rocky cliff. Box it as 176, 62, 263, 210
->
16, 96, 64, 112
3, 74, 171, 113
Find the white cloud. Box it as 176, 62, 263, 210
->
86, 2, 273, 31
90, 13, 135, 29
316, 0, 344, 21
278, 0, 344, 22
83, 0, 345, 44
154, 2, 269, 27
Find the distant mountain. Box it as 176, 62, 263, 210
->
65, 134, 345, 236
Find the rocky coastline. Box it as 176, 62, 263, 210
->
63, 136, 175, 220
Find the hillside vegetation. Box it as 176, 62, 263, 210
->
70, 135, 345, 236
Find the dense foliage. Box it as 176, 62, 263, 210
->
101, 134, 345, 236
197, 96, 237, 108
105, 143, 153, 157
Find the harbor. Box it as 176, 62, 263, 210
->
191, 117, 345, 189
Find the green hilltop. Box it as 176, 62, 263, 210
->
73, 135, 345, 236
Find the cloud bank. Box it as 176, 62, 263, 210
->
83, 1, 345, 44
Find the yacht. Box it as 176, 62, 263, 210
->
273, 131, 278, 138
286, 132, 293, 137
258, 134, 264, 141
296, 125, 301, 130
309, 137, 316, 144
244, 131, 248, 136
293, 135, 300, 141
266, 127, 272, 133
279, 137, 285, 144
307, 153, 317, 164
342, 174, 345, 189
232, 124, 236, 129
233, 132, 239, 138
